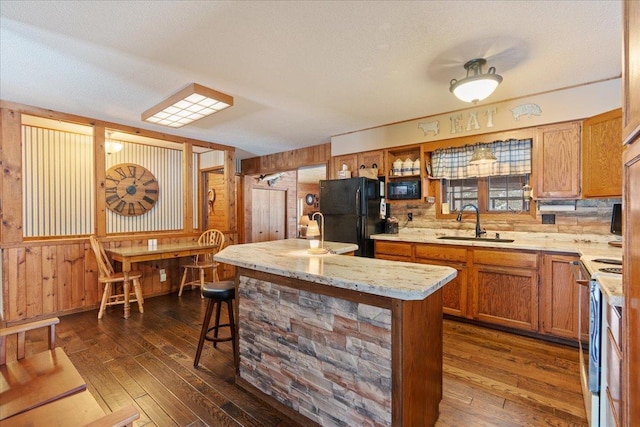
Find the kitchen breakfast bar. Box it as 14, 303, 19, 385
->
214, 239, 457, 427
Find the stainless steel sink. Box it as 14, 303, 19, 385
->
437, 236, 515, 243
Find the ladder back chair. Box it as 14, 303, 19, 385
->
89, 236, 144, 319
179, 229, 225, 297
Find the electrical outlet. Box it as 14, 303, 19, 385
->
407, 212, 413, 221
159, 269, 167, 282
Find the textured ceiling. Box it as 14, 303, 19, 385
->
0, 1, 622, 159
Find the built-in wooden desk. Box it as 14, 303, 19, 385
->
105, 243, 217, 316
106, 243, 218, 273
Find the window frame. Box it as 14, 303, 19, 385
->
438, 176, 535, 220
427, 127, 538, 222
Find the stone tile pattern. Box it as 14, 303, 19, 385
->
238, 275, 393, 427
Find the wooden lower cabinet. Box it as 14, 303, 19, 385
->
374, 240, 413, 262
375, 241, 581, 339
415, 244, 468, 317
540, 254, 580, 339
470, 249, 539, 332
470, 264, 539, 332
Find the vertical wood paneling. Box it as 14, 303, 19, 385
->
106, 142, 184, 233
22, 125, 94, 237
41, 245, 58, 315
25, 247, 43, 318
6, 248, 26, 320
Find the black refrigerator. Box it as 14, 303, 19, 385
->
319, 177, 384, 257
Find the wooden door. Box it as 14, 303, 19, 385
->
540, 254, 580, 340
251, 188, 271, 242
470, 265, 539, 332
268, 190, 285, 241
205, 170, 227, 231
582, 109, 623, 198
534, 122, 581, 199
251, 188, 285, 243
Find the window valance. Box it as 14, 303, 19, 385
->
431, 138, 532, 180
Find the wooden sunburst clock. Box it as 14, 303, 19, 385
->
105, 163, 159, 216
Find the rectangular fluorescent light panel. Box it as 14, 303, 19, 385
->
142, 83, 233, 128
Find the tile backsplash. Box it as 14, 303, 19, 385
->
388, 198, 621, 236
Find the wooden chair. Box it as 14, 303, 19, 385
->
0, 318, 86, 420
0, 318, 140, 426
89, 235, 144, 319
179, 229, 225, 297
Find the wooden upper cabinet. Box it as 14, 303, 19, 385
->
332, 153, 358, 178
623, 0, 640, 144
582, 109, 623, 198
534, 121, 581, 199
358, 150, 385, 176
332, 150, 385, 178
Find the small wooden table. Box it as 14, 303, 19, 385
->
105, 243, 217, 317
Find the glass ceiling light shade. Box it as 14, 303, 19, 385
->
104, 131, 123, 154
307, 212, 328, 254
142, 83, 233, 128
449, 58, 503, 103
469, 147, 497, 165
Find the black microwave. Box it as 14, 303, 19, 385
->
387, 179, 421, 200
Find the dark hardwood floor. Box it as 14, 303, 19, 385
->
15, 291, 587, 426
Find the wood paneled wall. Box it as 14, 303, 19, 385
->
0, 101, 237, 324
241, 143, 331, 175
2, 236, 199, 322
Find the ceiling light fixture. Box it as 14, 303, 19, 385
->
105, 131, 123, 154
449, 58, 502, 103
142, 83, 233, 128
469, 146, 497, 165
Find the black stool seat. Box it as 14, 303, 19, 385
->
194, 281, 237, 368
202, 281, 235, 300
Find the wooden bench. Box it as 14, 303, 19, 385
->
0, 317, 139, 426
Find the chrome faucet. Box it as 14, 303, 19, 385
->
456, 204, 486, 238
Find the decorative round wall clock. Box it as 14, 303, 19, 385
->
105, 163, 159, 216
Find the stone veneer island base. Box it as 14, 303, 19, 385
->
214, 239, 457, 427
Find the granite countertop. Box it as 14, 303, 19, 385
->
372, 228, 623, 256
214, 239, 457, 301
372, 228, 624, 306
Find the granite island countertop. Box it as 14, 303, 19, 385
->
372, 228, 623, 306
214, 238, 457, 301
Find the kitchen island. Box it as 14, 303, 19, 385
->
214, 239, 457, 427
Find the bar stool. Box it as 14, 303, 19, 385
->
194, 281, 236, 368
